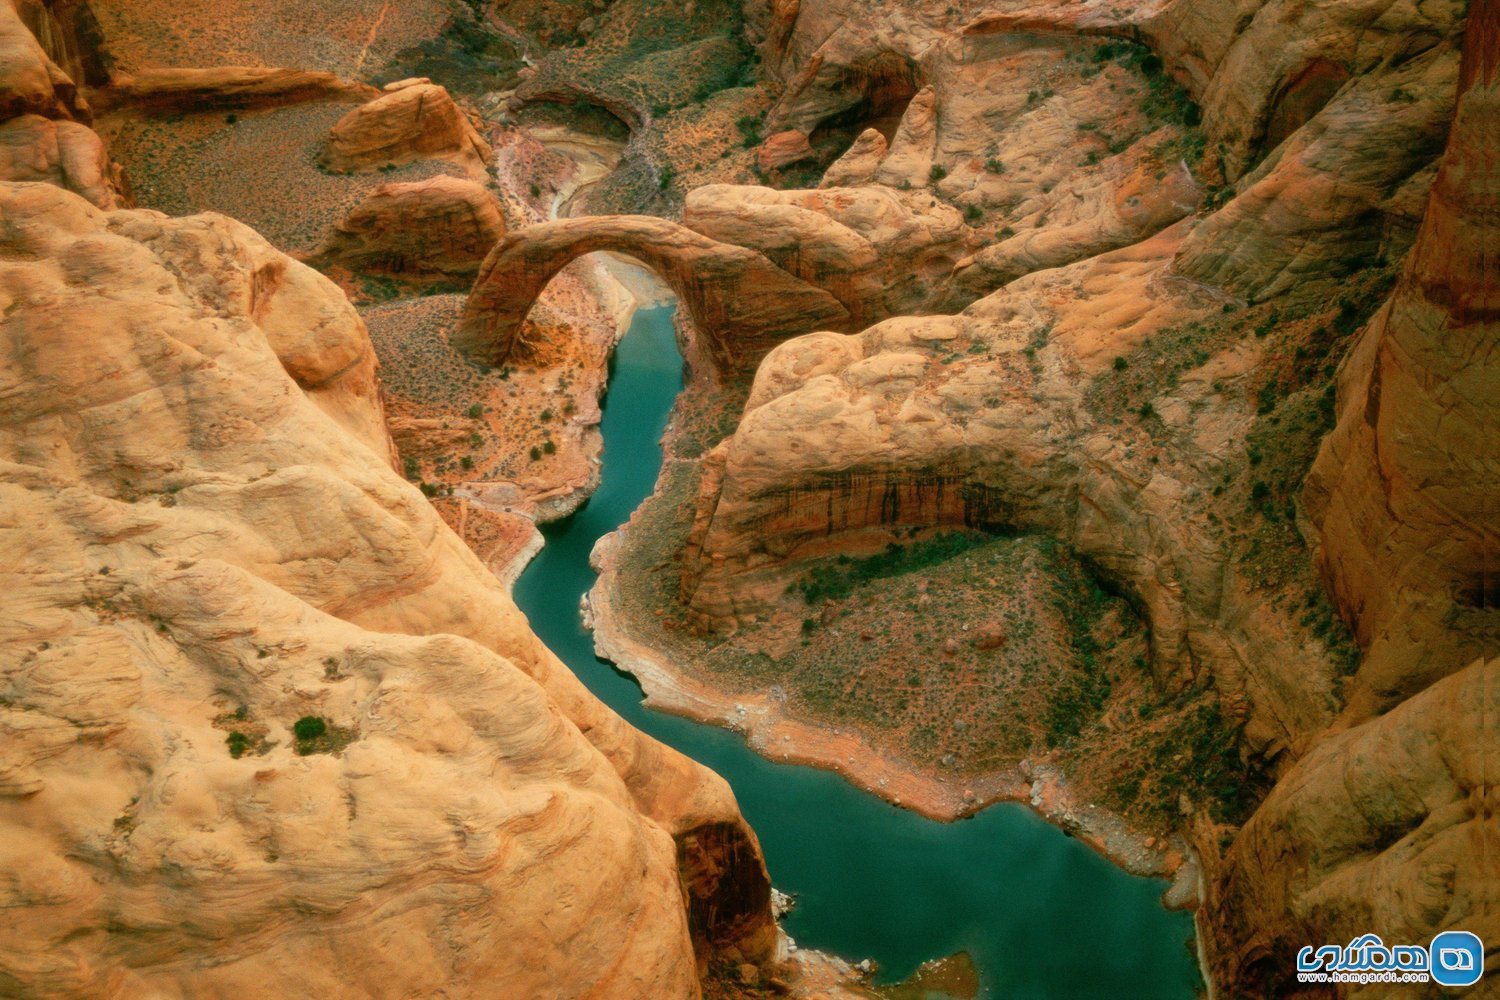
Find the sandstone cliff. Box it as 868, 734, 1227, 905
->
1200, 3, 1498, 987
655, 0, 1492, 994
0, 180, 774, 996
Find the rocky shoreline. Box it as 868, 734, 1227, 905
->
585, 490, 1202, 910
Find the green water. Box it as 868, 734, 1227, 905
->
512, 304, 1200, 998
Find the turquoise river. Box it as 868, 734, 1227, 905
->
512, 303, 1201, 998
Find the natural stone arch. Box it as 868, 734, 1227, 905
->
453, 215, 852, 376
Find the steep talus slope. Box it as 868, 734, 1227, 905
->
0, 181, 774, 996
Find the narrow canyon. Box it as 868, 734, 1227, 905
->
0, 0, 1493, 997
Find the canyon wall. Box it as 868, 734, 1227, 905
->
0, 179, 775, 997
668, 0, 1491, 993
0, 10, 777, 993
1201, 2, 1497, 987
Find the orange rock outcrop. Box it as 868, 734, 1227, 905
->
0, 179, 774, 996
311, 175, 506, 280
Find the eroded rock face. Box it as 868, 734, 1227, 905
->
0, 112, 120, 206
454, 213, 852, 376
1173, 42, 1457, 301
0, 3, 127, 207
324, 80, 493, 177
0, 181, 774, 996
682, 182, 969, 324
100, 65, 374, 114
757, 0, 1464, 306
676, 229, 1347, 759
1301, 0, 1497, 724
310, 175, 506, 280
695, 1, 1493, 994
1207, 658, 1498, 992
948, 129, 1202, 300
0, 0, 86, 122
756, 128, 814, 171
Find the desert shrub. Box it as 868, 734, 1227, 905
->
293, 716, 327, 742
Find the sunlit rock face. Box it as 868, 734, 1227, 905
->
1303, 0, 1499, 720
0, 180, 773, 997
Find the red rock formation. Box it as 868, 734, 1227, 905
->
0, 0, 87, 122
99, 65, 374, 113
0, 111, 119, 206
1303, 0, 1498, 721
454, 214, 853, 376
324, 80, 492, 178
1202, 3, 1498, 990
0, 178, 776, 997
682, 182, 968, 325
756, 128, 814, 170
310, 175, 505, 280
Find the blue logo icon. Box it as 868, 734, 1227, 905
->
1296, 930, 1485, 987
1430, 930, 1484, 987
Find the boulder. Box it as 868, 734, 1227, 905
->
0, 112, 121, 207
756, 129, 814, 171
311, 175, 505, 279
325, 81, 492, 177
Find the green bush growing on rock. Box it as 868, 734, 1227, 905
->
293, 716, 327, 742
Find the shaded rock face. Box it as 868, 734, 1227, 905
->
454, 213, 852, 377
324, 80, 492, 177
1172, 37, 1458, 301
10, 0, 111, 89
0, 181, 775, 996
1206, 658, 1498, 994
311, 175, 506, 280
1299, 0, 1497, 724
0, 2, 126, 205
0, 0, 87, 122
0, 111, 118, 206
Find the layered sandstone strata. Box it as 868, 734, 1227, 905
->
0, 181, 774, 996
